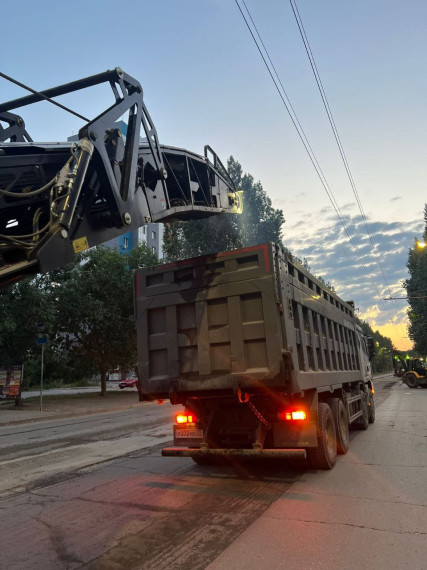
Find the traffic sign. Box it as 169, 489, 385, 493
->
37, 323, 47, 345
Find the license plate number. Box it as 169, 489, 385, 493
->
174, 428, 203, 439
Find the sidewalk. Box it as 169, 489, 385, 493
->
208, 383, 427, 570
0, 390, 145, 427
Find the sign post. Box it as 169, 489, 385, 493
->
40, 343, 44, 412
37, 324, 47, 412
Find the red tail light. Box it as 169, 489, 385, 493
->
278, 410, 307, 421
175, 413, 197, 424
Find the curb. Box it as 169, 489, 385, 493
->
0, 401, 155, 428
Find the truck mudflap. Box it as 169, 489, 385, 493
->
161, 447, 307, 459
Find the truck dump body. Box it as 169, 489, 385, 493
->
135, 243, 367, 400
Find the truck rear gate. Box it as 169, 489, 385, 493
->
135, 244, 286, 398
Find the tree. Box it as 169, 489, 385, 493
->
0, 278, 47, 367
163, 156, 285, 260
358, 318, 394, 373
230, 157, 285, 249
52, 244, 158, 396
0, 276, 67, 387
404, 204, 427, 356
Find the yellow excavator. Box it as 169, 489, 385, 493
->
394, 352, 427, 389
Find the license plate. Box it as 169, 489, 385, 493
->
174, 428, 203, 439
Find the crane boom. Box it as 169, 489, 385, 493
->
0, 68, 242, 286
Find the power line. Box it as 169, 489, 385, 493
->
289, 0, 407, 338
384, 296, 427, 301
289, 1, 393, 292
237, 1, 410, 348
235, 0, 388, 306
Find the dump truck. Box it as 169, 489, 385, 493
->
135, 242, 376, 469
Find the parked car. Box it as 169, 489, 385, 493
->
119, 377, 138, 389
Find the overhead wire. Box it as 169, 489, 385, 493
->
235, 0, 386, 305
288, 0, 407, 338
289, 1, 394, 292
0, 72, 90, 122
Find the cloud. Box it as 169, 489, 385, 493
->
283, 213, 424, 347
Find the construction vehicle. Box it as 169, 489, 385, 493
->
135, 243, 376, 470
0, 68, 241, 286
403, 359, 427, 388
393, 352, 427, 388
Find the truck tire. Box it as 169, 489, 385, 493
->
354, 393, 369, 430
405, 374, 419, 389
368, 392, 375, 424
330, 398, 349, 455
307, 403, 337, 470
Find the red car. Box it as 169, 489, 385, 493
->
119, 377, 138, 389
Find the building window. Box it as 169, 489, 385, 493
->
152, 246, 156, 254
151, 231, 156, 240
123, 237, 129, 249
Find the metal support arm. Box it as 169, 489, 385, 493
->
0, 68, 242, 287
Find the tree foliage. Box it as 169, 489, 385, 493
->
404, 204, 427, 356
0, 275, 72, 388
163, 156, 285, 260
0, 244, 158, 393
0, 278, 49, 367
52, 244, 158, 395
357, 318, 394, 373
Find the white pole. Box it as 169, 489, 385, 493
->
40, 344, 44, 412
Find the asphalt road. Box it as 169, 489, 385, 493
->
0, 374, 425, 569
0, 403, 179, 497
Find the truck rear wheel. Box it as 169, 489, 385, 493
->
330, 398, 349, 454
307, 403, 337, 470
405, 374, 419, 389
354, 393, 369, 430
368, 392, 375, 424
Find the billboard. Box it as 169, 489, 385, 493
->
0, 365, 22, 398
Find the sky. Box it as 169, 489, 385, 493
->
2, 0, 426, 350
